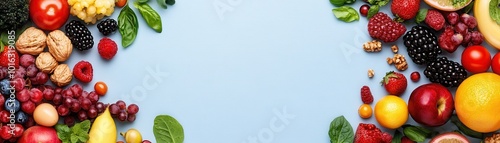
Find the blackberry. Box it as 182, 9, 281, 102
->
65, 20, 94, 51
403, 26, 442, 65
424, 57, 467, 87
97, 19, 118, 36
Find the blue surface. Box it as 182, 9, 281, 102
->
60, 0, 491, 142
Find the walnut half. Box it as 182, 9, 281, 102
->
47, 30, 73, 62
16, 27, 47, 55
50, 64, 72, 87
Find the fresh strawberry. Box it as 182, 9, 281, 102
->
380, 71, 407, 96
354, 123, 392, 143
425, 9, 445, 31
0, 46, 19, 68
368, 12, 407, 43
391, 0, 420, 21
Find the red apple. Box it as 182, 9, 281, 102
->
18, 126, 61, 143
408, 83, 454, 127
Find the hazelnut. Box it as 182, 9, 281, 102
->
15, 27, 47, 55
47, 30, 73, 62
50, 64, 72, 87
36, 52, 58, 74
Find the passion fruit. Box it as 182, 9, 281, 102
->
423, 0, 472, 11
429, 132, 470, 143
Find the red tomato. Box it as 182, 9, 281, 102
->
30, 0, 70, 31
492, 52, 500, 75
94, 81, 108, 96
461, 45, 491, 73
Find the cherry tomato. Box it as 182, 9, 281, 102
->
461, 45, 491, 74
116, 0, 128, 8
94, 81, 108, 96
30, 0, 69, 31
491, 52, 500, 75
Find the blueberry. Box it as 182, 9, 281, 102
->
0, 79, 10, 95
4, 98, 20, 113
15, 111, 27, 124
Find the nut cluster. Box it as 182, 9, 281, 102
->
363, 40, 382, 52
387, 54, 408, 71
16, 27, 74, 87
485, 133, 500, 143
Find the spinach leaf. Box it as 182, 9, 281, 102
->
154, 115, 184, 143
330, 0, 347, 7
328, 116, 354, 143
332, 6, 359, 22
118, 5, 139, 48
391, 130, 403, 143
135, 2, 162, 33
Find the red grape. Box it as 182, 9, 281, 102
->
12, 124, 23, 138
21, 101, 35, 114
116, 100, 126, 110
64, 116, 76, 127
16, 89, 30, 103
88, 91, 99, 104
109, 104, 120, 115
52, 93, 63, 105
95, 102, 105, 113
63, 97, 73, 107
57, 105, 70, 116
62, 89, 74, 98
77, 110, 87, 121
19, 54, 35, 67
13, 66, 25, 79
11, 77, 25, 92
43, 87, 55, 101
30, 88, 43, 104
25, 64, 38, 78
127, 104, 139, 115
80, 98, 92, 111
446, 12, 459, 25
55, 88, 63, 94
70, 84, 83, 98
454, 22, 468, 35
32, 72, 49, 85
88, 106, 98, 119
118, 111, 127, 121
127, 114, 136, 122
70, 100, 81, 113
0, 67, 7, 79
81, 91, 89, 98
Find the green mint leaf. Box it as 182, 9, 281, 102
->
79, 120, 91, 132
490, 0, 500, 25
154, 115, 184, 143
328, 116, 354, 143
367, 5, 379, 19
70, 135, 78, 143
416, 9, 428, 24
330, 0, 347, 7
55, 124, 71, 143
391, 130, 403, 143
332, 6, 359, 23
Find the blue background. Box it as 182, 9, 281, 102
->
60, 0, 488, 142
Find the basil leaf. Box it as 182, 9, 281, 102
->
329, 0, 347, 7
118, 5, 139, 48
345, 0, 356, 4
367, 5, 379, 19
134, 2, 162, 33
166, 0, 175, 5
368, 0, 389, 6
157, 0, 169, 9
415, 9, 428, 24
154, 115, 184, 143
332, 6, 359, 22
137, 0, 149, 3
391, 130, 402, 143
328, 116, 354, 143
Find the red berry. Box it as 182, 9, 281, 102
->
359, 4, 370, 17
425, 9, 445, 31
410, 71, 420, 82
438, 26, 459, 53
381, 71, 407, 96
0, 126, 12, 140
390, 0, 419, 20
73, 60, 93, 83
97, 37, 118, 60
368, 12, 406, 43
12, 124, 23, 138
360, 86, 373, 104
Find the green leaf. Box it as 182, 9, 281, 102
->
329, 0, 347, 7
328, 116, 354, 143
332, 6, 359, 23
134, 2, 162, 33
451, 115, 484, 139
154, 115, 184, 143
416, 9, 428, 24
367, 0, 389, 6
157, 0, 169, 9
367, 5, 379, 19
166, 0, 175, 5
391, 130, 403, 143
118, 5, 139, 48
1, 32, 8, 46
490, 0, 500, 25
55, 120, 91, 143
56, 124, 71, 142
403, 126, 427, 142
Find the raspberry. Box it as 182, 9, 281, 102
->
368, 12, 406, 43
360, 86, 373, 104
438, 26, 458, 53
73, 61, 93, 83
98, 38, 118, 60
425, 9, 445, 31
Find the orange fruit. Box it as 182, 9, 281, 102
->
423, 0, 472, 11
374, 95, 408, 129
456, 73, 500, 133
358, 104, 372, 119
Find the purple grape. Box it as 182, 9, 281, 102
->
118, 111, 127, 121
461, 13, 477, 29
19, 54, 35, 68
63, 97, 73, 107
53, 93, 63, 105
70, 100, 81, 113
80, 97, 91, 111
109, 104, 120, 115
95, 102, 105, 113
446, 12, 459, 25
11, 77, 25, 92
57, 105, 70, 116
64, 116, 76, 127
116, 100, 126, 110
70, 84, 83, 98
0, 67, 7, 79
25, 64, 38, 78
471, 31, 484, 45
77, 110, 87, 121
127, 104, 139, 115
454, 22, 468, 35
127, 114, 136, 122
14, 66, 25, 79
88, 106, 98, 119
43, 87, 55, 101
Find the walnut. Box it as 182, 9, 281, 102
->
485, 133, 500, 143
36, 52, 58, 74
47, 30, 72, 62
50, 64, 72, 87
391, 45, 399, 53
15, 27, 47, 55
363, 40, 382, 52
388, 54, 408, 71
367, 69, 374, 78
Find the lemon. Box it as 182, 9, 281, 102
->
456, 73, 500, 133
375, 95, 408, 129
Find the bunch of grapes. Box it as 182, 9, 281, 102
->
108, 100, 139, 122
